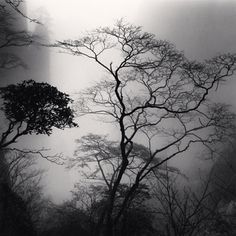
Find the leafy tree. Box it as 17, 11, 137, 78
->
0, 80, 77, 235
59, 20, 236, 235
0, 79, 77, 149
0, 3, 73, 235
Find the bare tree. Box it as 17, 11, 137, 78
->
70, 134, 168, 234
70, 181, 155, 236
59, 20, 236, 235
150, 168, 222, 236
0, 149, 47, 228
38, 199, 91, 236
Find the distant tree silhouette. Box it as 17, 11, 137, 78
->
0, 182, 36, 236
59, 20, 236, 236
210, 138, 236, 203
151, 165, 236, 236
0, 1, 36, 71
0, 79, 77, 235
70, 134, 168, 234
69, 182, 156, 236
0, 3, 71, 236
1, 150, 47, 229
39, 201, 90, 236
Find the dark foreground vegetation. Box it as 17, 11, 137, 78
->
1, 0, 236, 235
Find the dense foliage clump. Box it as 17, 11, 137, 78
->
0, 80, 77, 136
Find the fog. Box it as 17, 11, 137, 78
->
3, 1, 236, 235
3, 0, 236, 203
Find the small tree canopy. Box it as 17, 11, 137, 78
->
0, 80, 77, 136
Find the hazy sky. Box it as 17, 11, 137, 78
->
27, 0, 236, 97
23, 0, 236, 202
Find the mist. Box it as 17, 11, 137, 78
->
1, 0, 236, 235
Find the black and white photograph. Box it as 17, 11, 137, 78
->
1, 0, 236, 235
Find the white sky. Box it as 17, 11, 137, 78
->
23, 0, 236, 202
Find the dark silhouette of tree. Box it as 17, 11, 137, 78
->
0, 147, 52, 235
1, 150, 47, 228
0, 181, 36, 236
70, 134, 178, 235
151, 165, 236, 236
0, 79, 77, 235
69, 182, 157, 236
210, 138, 236, 202
0, 79, 77, 150
116, 206, 157, 236
59, 20, 236, 235
203, 138, 236, 235
0, 2, 72, 235
39, 201, 90, 236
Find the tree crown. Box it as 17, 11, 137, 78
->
0, 80, 77, 136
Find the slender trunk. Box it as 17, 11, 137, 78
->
104, 73, 131, 236
115, 181, 139, 223
104, 158, 128, 236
